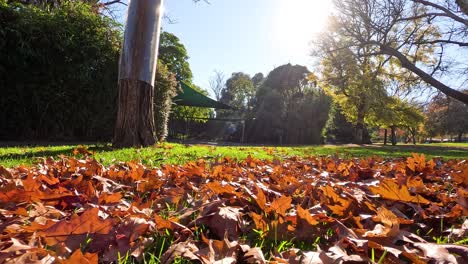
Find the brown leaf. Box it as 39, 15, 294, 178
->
0, 238, 33, 253
241, 246, 266, 264
196, 206, 243, 241
364, 207, 399, 237
255, 185, 267, 211
412, 243, 458, 263
38, 208, 114, 253
319, 186, 353, 217
160, 241, 200, 264
98, 192, 123, 204
197, 234, 239, 264
267, 195, 292, 216
72, 146, 93, 156
204, 181, 238, 196
61, 249, 98, 264
369, 178, 430, 204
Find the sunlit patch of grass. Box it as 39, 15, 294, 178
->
0, 142, 467, 168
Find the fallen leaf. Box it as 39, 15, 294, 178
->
369, 178, 430, 204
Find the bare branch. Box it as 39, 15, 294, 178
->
411, 0, 468, 26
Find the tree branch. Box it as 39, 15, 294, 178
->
413, 39, 468, 47
366, 41, 468, 104
102, 0, 127, 6
411, 0, 468, 26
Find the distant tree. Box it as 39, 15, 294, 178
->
313, 31, 389, 144
159, 31, 193, 82
209, 70, 225, 101
327, 0, 468, 104
425, 91, 468, 141
323, 103, 355, 144
371, 98, 424, 145
219, 72, 255, 118
252, 64, 330, 144
154, 61, 178, 142
447, 94, 468, 141
251, 72, 265, 90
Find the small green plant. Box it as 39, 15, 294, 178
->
377, 250, 388, 264
117, 251, 131, 264
80, 235, 93, 252
277, 239, 294, 253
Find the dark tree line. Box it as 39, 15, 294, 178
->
212, 64, 331, 145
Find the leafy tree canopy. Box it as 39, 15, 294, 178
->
159, 31, 193, 82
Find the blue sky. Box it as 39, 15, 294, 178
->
111, 0, 467, 101
114, 0, 333, 97
161, 0, 332, 96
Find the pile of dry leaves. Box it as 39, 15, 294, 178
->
0, 153, 467, 263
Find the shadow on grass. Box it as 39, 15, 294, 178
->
0, 145, 112, 163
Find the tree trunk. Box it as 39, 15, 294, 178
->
458, 132, 463, 142
384, 129, 388, 145
391, 126, 397, 146
456, 0, 468, 15
113, 79, 157, 148
354, 103, 366, 144
113, 0, 164, 147
411, 128, 416, 145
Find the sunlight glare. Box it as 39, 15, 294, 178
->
273, 0, 333, 59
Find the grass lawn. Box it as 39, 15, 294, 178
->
0, 142, 467, 168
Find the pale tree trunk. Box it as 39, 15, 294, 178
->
113, 0, 164, 148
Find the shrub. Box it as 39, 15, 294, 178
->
0, 0, 121, 140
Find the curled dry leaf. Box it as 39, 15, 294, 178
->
0, 155, 466, 263
196, 206, 243, 241
364, 206, 399, 237
160, 241, 200, 264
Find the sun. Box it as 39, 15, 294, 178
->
273, 0, 333, 57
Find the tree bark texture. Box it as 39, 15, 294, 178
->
391, 126, 397, 146
113, 0, 164, 147
113, 79, 157, 148
410, 127, 417, 145
456, 0, 468, 15
384, 129, 388, 145
354, 103, 366, 144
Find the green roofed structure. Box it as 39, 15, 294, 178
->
173, 82, 231, 109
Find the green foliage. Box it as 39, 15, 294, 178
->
158, 32, 193, 82
0, 1, 200, 141
251, 64, 331, 144
154, 61, 178, 142
0, 0, 121, 140
323, 103, 354, 144
219, 72, 255, 118
425, 91, 468, 141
